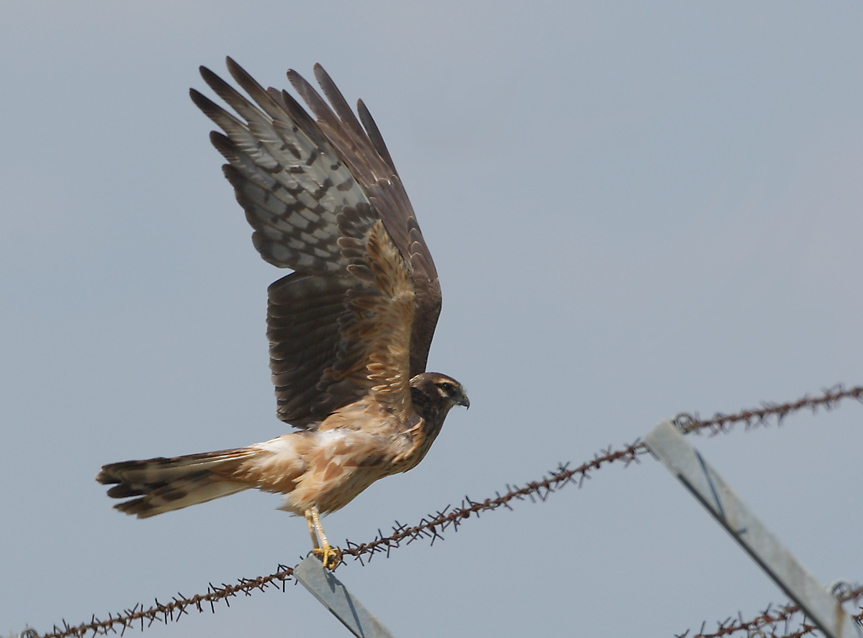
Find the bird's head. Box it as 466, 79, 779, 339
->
410, 372, 470, 418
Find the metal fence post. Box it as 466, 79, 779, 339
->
294, 556, 396, 637
645, 419, 862, 638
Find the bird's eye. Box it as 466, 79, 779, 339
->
440, 382, 454, 394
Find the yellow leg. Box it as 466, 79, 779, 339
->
304, 506, 340, 570
305, 509, 319, 549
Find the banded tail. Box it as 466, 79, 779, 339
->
96, 448, 258, 518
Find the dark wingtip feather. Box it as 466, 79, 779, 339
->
198, 64, 222, 88
313, 64, 365, 137
95, 468, 119, 485
357, 99, 397, 174
209, 130, 236, 161
189, 87, 218, 115
198, 64, 247, 108
286, 69, 316, 113
106, 484, 148, 498
115, 498, 151, 517
226, 57, 264, 97
287, 68, 335, 126
209, 129, 230, 147
225, 57, 247, 80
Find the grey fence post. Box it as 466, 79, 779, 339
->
294, 556, 396, 637
645, 420, 862, 638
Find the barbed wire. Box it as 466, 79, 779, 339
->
40, 566, 297, 638
672, 384, 863, 435
38, 384, 863, 638
678, 582, 863, 638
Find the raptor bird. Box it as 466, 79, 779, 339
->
97, 58, 468, 569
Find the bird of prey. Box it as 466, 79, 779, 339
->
97, 58, 468, 569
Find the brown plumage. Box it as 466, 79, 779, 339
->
96, 60, 468, 562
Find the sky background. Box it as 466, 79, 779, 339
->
2, 2, 862, 636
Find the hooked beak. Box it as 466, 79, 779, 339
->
457, 392, 470, 409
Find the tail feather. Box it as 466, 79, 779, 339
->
97, 448, 258, 518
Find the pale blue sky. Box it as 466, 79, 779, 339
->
2, 2, 862, 636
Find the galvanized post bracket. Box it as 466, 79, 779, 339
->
294, 556, 396, 638
645, 419, 862, 638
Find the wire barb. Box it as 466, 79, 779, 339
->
36, 384, 863, 638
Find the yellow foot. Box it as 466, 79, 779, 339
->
312, 544, 342, 570
305, 506, 340, 570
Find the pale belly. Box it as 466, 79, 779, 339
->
271, 428, 418, 515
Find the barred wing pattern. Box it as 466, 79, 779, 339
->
190, 59, 441, 428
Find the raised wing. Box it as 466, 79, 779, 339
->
191, 58, 441, 428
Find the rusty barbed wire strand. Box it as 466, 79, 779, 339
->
40, 565, 297, 638
677, 582, 863, 638
672, 383, 863, 436
38, 384, 863, 638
